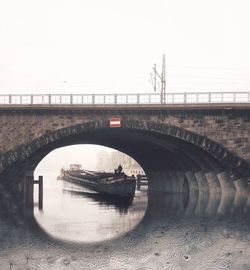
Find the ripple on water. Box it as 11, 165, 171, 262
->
135, 260, 166, 270
198, 267, 221, 270
197, 258, 230, 270
136, 267, 154, 270
151, 226, 169, 238
78, 259, 109, 270
174, 231, 200, 247
215, 258, 230, 268
162, 248, 179, 260
162, 262, 182, 270
196, 235, 215, 249
173, 223, 196, 234
110, 256, 134, 268
125, 232, 148, 248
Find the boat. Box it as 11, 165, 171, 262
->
57, 164, 136, 197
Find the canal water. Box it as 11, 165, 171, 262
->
0, 170, 249, 269
33, 171, 148, 243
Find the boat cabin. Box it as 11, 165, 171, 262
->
69, 164, 82, 171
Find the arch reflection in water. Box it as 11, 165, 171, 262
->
145, 183, 249, 222
33, 145, 148, 243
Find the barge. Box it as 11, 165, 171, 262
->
57, 164, 136, 197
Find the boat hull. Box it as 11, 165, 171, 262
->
59, 172, 136, 197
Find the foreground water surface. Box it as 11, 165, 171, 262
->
0, 171, 249, 270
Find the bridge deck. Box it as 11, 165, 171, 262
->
0, 103, 250, 111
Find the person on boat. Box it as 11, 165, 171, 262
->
115, 164, 123, 177
118, 164, 123, 173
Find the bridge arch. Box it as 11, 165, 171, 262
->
0, 119, 249, 200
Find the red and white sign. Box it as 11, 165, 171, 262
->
110, 118, 121, 128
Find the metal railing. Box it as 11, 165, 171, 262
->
0, 92, 249, 105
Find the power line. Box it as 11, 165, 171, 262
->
168, 65, 250, 71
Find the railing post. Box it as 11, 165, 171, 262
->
9, 94, 12, 104
38, 176, 43, 210
137, 94, 140, 104
184, 93, 187, 104
48, 94, 51, 104
30, 95, 33, 104
208, 92, 211, 103
92, 94, 95, 104
70, 94, 73, 104
233, 92, 236, 103
114, 94, 117, 104
24, 175, 34, 215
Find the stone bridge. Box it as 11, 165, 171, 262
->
0, 103, 249, 215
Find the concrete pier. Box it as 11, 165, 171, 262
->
194, 170, 209, 215
148, 171, 174, 193
217, 171, 236, 216
232, 178, 248, 210
185, 171, 199, 215
205, 171, 221, 216
168, 171, 181, 193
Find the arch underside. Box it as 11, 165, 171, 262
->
0, 121, 249, 217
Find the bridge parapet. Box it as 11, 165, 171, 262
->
0, 91, 249, 106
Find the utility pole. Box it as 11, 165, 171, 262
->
149, 54, 166, 104
161, 54, 166, 103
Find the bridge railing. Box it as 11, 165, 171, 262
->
0, 92, 249, 105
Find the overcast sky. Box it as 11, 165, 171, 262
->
35, 145, 114, 176
0, 0, 250, 94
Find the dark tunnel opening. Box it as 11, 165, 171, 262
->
0, 124, 249, 243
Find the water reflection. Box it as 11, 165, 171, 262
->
62, 188, 134, 214
0, 174, 249, 270
33, 175, 148, 243
145, 189, 249, 221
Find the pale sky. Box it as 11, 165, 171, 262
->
35, 144, 115, 177
0, 0, 250, 94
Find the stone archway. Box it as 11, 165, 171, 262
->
0, 119, 248, 205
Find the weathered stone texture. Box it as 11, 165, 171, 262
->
0, 108, 249, 164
